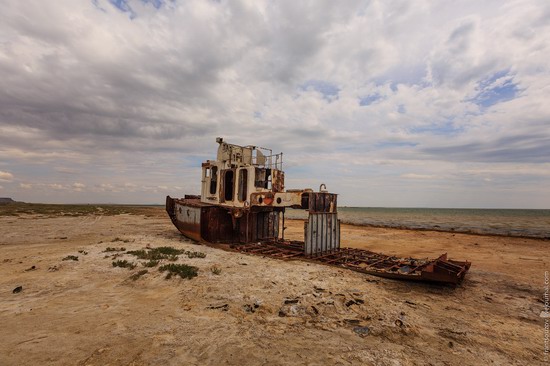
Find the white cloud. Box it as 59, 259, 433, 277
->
0, 171, 14, 182
72, 182, 86, 191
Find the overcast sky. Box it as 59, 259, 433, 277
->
1, 0, 549, 208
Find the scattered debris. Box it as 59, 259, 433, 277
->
48, 265, 59, 272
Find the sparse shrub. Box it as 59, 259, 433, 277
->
154, 246, 186, 256
62, 255, 78, 261
186, 251, 206, 259
129, 269, 148, 281
142, 260, 159, 267
126, 247, 185, 261
111, 237, 132, 243
159, 263, 198, 280
112, 260, 136, 269
77, 250, 88, 255
104, 247, 126, 252
210, 265, 222, 275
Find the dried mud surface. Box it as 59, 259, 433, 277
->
0, 207, 547, 365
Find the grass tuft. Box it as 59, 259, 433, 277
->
104, 247, 126, 252
142, 260, 159, 267
62, 255, 79, 261
210, 265, 222, 275
186, 251, 206, 259
112, 260, 136, 269
126, 247, 186, 261
159, 263, 198, 280
129, 269, 148, 281
111, 237, 132, 243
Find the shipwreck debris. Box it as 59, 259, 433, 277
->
166, 138, 471, 285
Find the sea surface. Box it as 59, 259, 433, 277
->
284, 207, 550, 239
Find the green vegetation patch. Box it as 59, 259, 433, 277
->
186, 251, 207, 259
126, 246, 186, 261
159, 263, 198, 280
142, 260, 160, 267
112, 260, 136, 269
210, 265, 222, 275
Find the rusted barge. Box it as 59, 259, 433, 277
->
166, 138, 470, 285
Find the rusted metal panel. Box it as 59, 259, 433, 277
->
272, 170, 285, 192
233, 241, 471, 285
174, 201, 202, 242
308, 192, 337, 213
304, 213, 340, 256
237, 210, 280, 242
200, 206, 236, 243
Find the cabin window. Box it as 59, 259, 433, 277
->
223, 170, 234, 201
210, 167, 217, 194
205, 168, 211, 178
255, 167, 270, 189
238, 169, 248, 202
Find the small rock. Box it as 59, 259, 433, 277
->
25, 265, 36, 272
243, 304, 255, 313
12, 286, 23, 294
353, 326, 370, 336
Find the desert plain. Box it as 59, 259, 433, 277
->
0, 204, 547, 365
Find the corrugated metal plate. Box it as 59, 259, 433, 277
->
304, 213, 340, 256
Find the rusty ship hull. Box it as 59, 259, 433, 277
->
165, 138, 471, 286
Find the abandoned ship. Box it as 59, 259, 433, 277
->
166, 138, 470, 285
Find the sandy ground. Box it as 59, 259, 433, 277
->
0, 207, 547, 365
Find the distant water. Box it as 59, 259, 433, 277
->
284, 207, 550, 239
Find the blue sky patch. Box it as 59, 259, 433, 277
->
471, 70, 520, 108
300, 80, 340, 101
359, 94, 382, 106
103, 0, 166, 17
410, 120, 464, 135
